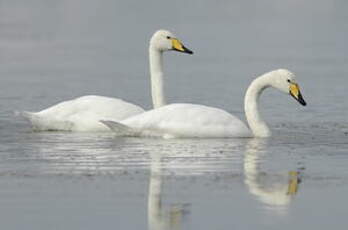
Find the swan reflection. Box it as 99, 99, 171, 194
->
148, 149, 190, 230
24, 132, 135, 176
243, 138, 301, 214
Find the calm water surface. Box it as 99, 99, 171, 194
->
0, 1, 348, 229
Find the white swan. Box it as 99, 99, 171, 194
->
22, 30, 193, 132
101, 69, 306, 138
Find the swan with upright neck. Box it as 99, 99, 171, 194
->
101, 69, 306, 138
22, 30, 193, 131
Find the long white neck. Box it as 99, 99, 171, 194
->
244, 73, 272, 137
149, 46, 166, 109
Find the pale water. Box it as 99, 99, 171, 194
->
0, 1, 348, 229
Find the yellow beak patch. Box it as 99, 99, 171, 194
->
289, 82, 307, 106
289, 83, 300, 99
171, 38, 185, 52
287, 171, 299, 195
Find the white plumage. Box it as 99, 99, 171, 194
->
22, 30, 193, 131
118, 103, 251, 138
102, 69, 306, 138
23, 96, 144, 131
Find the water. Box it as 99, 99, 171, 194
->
1, 0, 348, 229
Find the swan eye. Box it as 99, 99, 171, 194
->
166, 36, 171, 39
287, 79, 291, 83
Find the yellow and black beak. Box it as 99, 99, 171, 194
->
289, 83, 306, 106
171, 38, 193, 54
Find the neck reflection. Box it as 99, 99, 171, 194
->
243, 139, 301, 214
148, 149, 188, 230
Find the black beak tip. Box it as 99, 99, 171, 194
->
183, 46, 193, 55
298, 93, 307, 106
290, 92, 307, 106
180, 44, 193, 55
299, 100, 307, 106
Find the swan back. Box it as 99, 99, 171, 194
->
27, 96, 144, 131
121, 103, 252, 138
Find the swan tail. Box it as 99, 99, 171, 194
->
21, 111, 44, 131
100, 120, 138, 136
21, 111, 74, 131
21, 111, 37, 122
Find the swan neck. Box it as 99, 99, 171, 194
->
149, 47, 166, 109
244, 74, 271, 137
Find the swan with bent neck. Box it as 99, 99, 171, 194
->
21, 30, 193, 131
243, 69, 306, 137
101, 69, 307, 138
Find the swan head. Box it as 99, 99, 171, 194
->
269, 69, 307, 106
150, 30, 193, 54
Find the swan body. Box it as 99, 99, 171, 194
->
23, 96, 144, 131
104, 103, 251, 138
101, 69, 306, 138
22, 30, 193, 132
